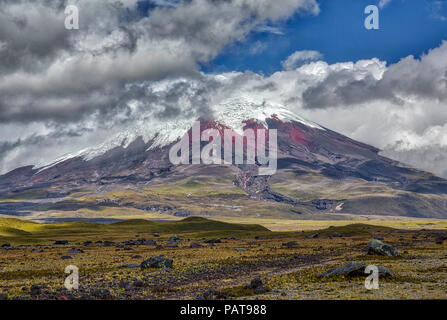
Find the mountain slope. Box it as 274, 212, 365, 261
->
1, 99, 447, 219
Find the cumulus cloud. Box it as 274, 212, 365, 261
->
379, 0, 392, 9
0, 0, 320, 172
281, 50, 323, 70
1, 0, 447, 181
0, 0, 320, 122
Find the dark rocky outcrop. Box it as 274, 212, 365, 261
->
282, 241, 299, 248
320, 261, 395, 278
53, 240, 68, 245
245, 277, 267, 294
366, 239, 399, 256
190, 242, 204, 248
141, 256, 173, 269
204, 238, 221, 244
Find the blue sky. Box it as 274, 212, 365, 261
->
203, 0, 447, 74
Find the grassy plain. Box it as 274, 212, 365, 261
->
0, 216, 446, 300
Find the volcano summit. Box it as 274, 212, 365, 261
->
1, 99, 447, 220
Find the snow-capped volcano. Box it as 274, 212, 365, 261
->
1, 98, 447, 219
39, 98, 324, 170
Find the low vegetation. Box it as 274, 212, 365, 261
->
0, 216, 446, 300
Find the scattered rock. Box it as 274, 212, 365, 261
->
282, 241, 299, 248
254, 285, 267, 294
118, 281, 133, 291
153, 233, 160, 237
103, 241, 115, 247
169, 235, 180, 243
320, 261, 395, 278
366, 239, 399, 256
68, 248, 84, 254
118, 264, 140, 269
320, 262, 366, 277
330, 232, 342, 237
235, 248, 248, 251
91, 289, 111, 299
197, 290, 227, 300
141, 256, 173, 269
190, 242, 204, 248
30, 285, 41, 295
306, 233, 319, 239
83, 241, 92, 246
245, 277, 267, 294
164, 244, 178, 248
435, 233, 447, 244
133, 280, 144, 287
143, 240, 157, 246
1, 243, 11, 248
377, 265, 395, 278
31, 249, 43, 253
61, 256, 72, 260
204, 238, 221, 244
374, 235, 384, 240
54, 240, 68, 245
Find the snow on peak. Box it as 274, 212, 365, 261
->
37, 98, 323, 169
214, 97, 323, 134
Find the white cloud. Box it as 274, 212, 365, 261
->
379, 0, 392, 9
281, 50, 323, 70
1, 1, 447, 181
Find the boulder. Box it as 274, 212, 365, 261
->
190, 242, 204, 248
245, 277, 267, 294
330, 232, 342, 238
68, 248, 84, 254
61, 256, 72, 260
54, 240, 68, 245
1, 243, 11, 248
374, 235, 384, 240
366, 239, 399, 256
320, 261, 395, 278
118, 264, 140, 269
31, 249, 43, 253
30, 285, 41, 296
282, 241, 299, 248
141, 256, 173, 269
197, 290, 228, 300
204, 238, 221, 244
377, 266, 395, 278
169, 235, 180, 243
320, 261, 366, 277
306, 233, 319, 239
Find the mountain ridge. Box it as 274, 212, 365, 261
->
1, 100, 447, 219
